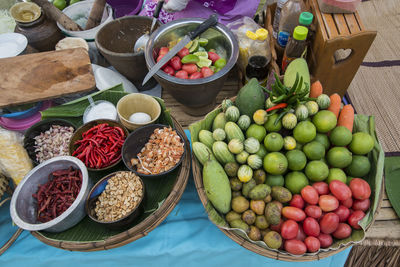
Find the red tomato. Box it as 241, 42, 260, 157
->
201, 67, 214, 78
340, 197, 353, 209
352, 198, 370, 212
175, 70, 188, 79
329, 180, 352, 201
320, 212, 339, 234
189, 72, 203, 79
177, 47, 189, 58
281, 220, 299, 239
208, 51, 220, 63
181, 63, 198, 74
319, 195, 339, 212
318, 233, 333, 248
305, 236, 320, 252
303, 217, 321, 237
162, 65, 174, 76
156, 54, 169, 68
170, 56, 182, 71
305, 205, 322, 219
270, 219, 283, 233
348, 210, 365, 229
312, 182, 329, 195
284, 239, 307, 255
301, 185, 319, 205
295, 225, 306, 241
282, 207, 306, 222
159, 47, 169, 56
333, 223, 352, 239
290, 194, 305, 209
349, 178, 371, 200
334, 205, 350, 223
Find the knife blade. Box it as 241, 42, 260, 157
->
142, 14, 218, 85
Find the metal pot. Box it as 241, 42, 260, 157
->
144, 18, 239, 116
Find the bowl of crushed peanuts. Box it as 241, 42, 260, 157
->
85, 171, 145, 229
122, 124, 186, 178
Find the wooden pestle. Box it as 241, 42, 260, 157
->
84, 0, 107, 30
31, 0, 82, 31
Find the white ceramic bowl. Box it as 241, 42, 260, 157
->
0, 33, 27, 59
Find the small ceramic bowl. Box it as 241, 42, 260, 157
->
85, 171, 145, 229
10, 2, 41, 23
116, 93, 161, 131
69, 119, 129, 171
121, 124, 186, 178
82, 100, 118, 124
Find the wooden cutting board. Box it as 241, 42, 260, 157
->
0, 48, 95, 108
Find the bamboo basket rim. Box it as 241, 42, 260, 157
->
31, 116, 190, 251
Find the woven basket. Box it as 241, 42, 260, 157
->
31, 116, 190, 251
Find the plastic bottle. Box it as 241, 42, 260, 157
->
277, 0, 305, 48
281, 26, 308, 71
299, 11, 314, 30
272, 0, 289, 39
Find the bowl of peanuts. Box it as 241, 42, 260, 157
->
121, 124, 186, 178
85, 171, 145, 229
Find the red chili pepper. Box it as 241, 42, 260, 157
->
266, 103, 288, 112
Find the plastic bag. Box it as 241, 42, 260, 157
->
0, 128, 33, 186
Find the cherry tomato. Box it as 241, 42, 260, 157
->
348, 210, 365, 229
320, 212, 339, 234
175, 70, 188, 79
301, 185, 319, 205
281, 220, 299, 239
201, 67, 214, 78
162, 65, 174, 76
340, 197, 353, 209
303, 217, 321, 237
290, 194, 305, 209
181, 63, 198, 74
333, 223, 352, 239
352, 198, 370, 212
189, 72, 203, 79
305, 205, 322, 219
208, 51, 220, 63
329, 180, 352, 201
319, 195, 339, 212
170, 56, 182, 71
270, 219, 283, 233
312, 182, 329, 195
334, 205, 350, 223
295, 224, 306, 241
159, 47, 169, 56
284, 239, 306, 255
282, 207, 306, 222
349, 178, 371, 200
177, 47, 189, 58
318, 233, 333, 248
305, 236, 320, 252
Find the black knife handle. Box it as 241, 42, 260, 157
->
188, 14, 218, 40
154, 0, 165, 19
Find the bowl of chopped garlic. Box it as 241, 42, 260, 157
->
121, 124, 186, 178
85, 171, 145, 229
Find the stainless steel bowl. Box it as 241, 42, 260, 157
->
10, 156, 90, 233
144, 18, 239, 115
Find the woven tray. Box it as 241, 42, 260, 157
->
31, 116, 190, 251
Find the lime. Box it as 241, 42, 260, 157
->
286, 150, 307, 171
295, 142, 304, 151
264, 113, 282, 132
285, 171, 309, 194
198, 46, 206, 52
314, 133, 330, 150
305, 160, 329, 182
345, 155, 371, 177
181, 54, 199, 64
189, 39, 199, 52
303, 141, 325, 160
330, 126, 352, 146
264, 133, 284, 152
293, 121, 316, 143
53, 0, 66, 10
266, 174, 284, 187
198, 38, 208, 46
346, 176, 354, 185
284, 136, 296, 150
312, 110, 337, 133
70, 0, 81, 4
197, 57, 212, 68
349, 132, 374, 155
326, 168, 347, 184
214, 58, 227, 69
327, 147, 352, 168
194, 51, 208, 59
246, 124, 266, 142
255, 144, 268, 159
215, 67, 222, 72
263, 152, 288, 175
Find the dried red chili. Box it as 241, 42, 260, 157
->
32, 167, 82, 223
72, 123, 126, 169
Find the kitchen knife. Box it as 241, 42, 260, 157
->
142, 14, 218, 86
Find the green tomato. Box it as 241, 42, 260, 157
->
53, 0, 67, 10
214, 58, 227, 69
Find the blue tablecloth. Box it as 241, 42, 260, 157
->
0, 130, 350, 266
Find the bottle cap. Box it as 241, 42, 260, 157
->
246, 29, 269, 41
293, 26, 308, 41
299, 12, 313, 26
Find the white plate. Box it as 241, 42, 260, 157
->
91, 64, 138, 93
0, 33, 27, 59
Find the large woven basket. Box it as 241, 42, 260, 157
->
31, 116, 190, 251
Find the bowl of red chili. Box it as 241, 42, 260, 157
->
69, 119, 129, 171
10, 156, 90, 232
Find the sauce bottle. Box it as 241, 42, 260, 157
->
245, 55, 269, 87
281, 26, 308, 71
